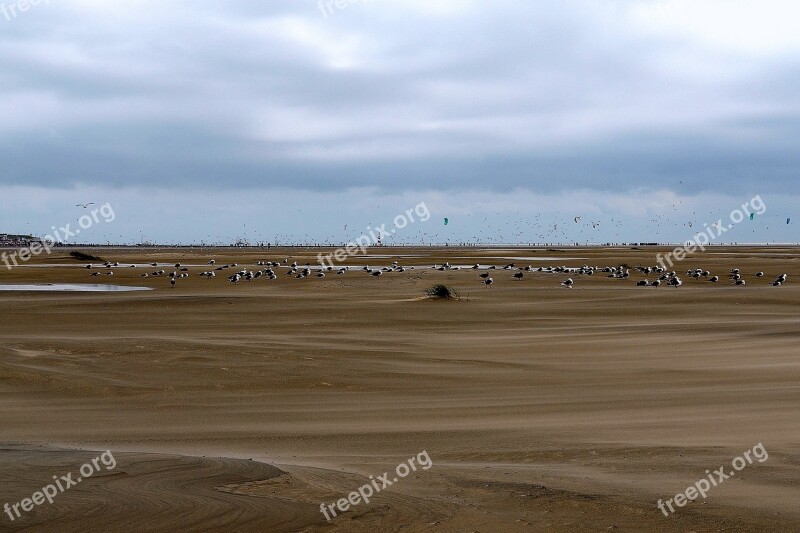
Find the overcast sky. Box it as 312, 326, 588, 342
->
0, 0, 798, 244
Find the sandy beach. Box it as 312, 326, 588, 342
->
0, 245, 798, 531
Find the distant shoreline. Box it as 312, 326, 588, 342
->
1, 243, 799, 250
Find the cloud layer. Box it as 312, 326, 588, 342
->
0, 0, 798, 242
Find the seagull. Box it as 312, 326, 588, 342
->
76, 203, 95, 208
561, 278, 573, 287
483, 277, 494, 287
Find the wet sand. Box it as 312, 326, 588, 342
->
1, 246, 799, 531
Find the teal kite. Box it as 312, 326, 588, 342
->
750, 213, 755, 221
443, 218, 449, 225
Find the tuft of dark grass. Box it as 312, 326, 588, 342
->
425, 284, 460, 300
69, 250, 103, 261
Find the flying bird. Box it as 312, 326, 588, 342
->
76, 203, 95, 208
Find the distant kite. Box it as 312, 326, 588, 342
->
443, 218, 449, 226
750, 213, 755, 221
574, 216, 581, 223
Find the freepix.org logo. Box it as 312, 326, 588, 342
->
1, 203, 116, 270
1, 0, 50, 22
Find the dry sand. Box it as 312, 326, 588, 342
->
1, 245, 799, 532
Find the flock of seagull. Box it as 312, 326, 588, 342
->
84, 258, 412, 288
83, 259, 789, 290
441, 262, 789, 289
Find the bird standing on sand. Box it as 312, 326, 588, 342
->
483, 277, 494, 287
561, 278, 573, 288
170, 278, 176, 288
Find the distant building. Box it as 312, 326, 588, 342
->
0, 234, 37, 247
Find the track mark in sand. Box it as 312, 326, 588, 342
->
0, 447, 315, 532
246, 465, 455, 529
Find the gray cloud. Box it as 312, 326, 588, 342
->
0, 0, 798, 198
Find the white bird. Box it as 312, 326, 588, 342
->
483, 277, 494, 287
